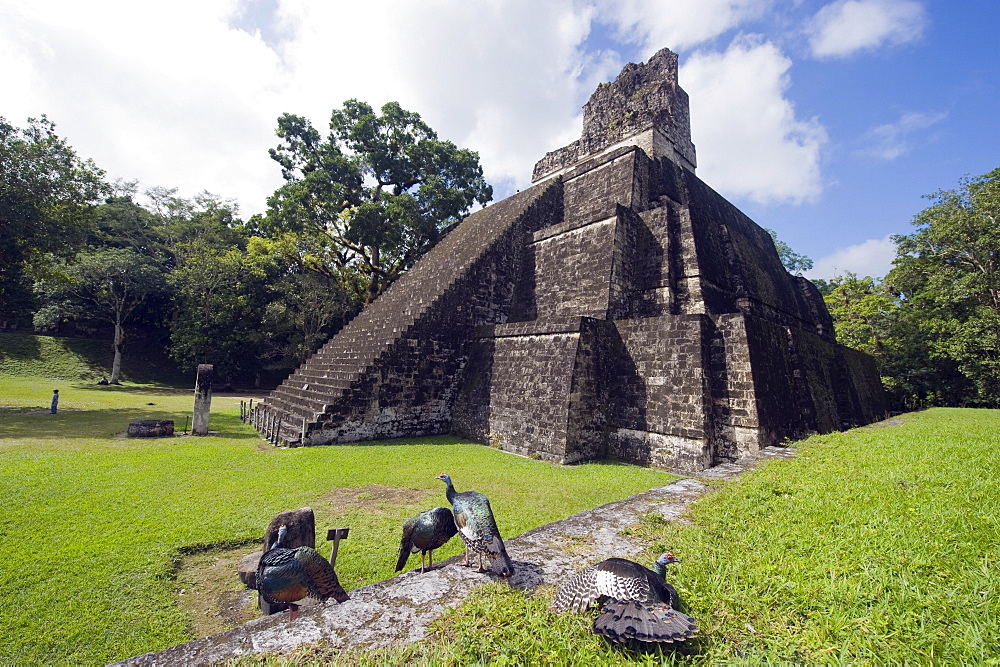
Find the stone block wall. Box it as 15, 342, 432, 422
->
257, 45, 887, 471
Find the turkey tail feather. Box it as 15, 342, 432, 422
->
396, 518, 416, 572
294, 547, 350, 603
593, 600, 697, 644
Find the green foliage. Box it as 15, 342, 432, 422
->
765, 228, 813, 275
32, 247, 168, 382
168, 242, 278, 380
0, 115, 108, 316
260, 100, 493, 304
0, 373, 674, 664
887, 167, 1000, 406
823, 272, 897, 358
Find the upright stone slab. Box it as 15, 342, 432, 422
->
254, 47, 887, 471
192, 364, 213, 436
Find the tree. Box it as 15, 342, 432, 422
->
260, 100, 493, 304
1, 116, 108, 317
887, 167, 1000, 406
33, 248, 167, 383
823, 272, 897, 358
766, 228, 814, 275
251, 235, 360, 365
168, 242, 278, 384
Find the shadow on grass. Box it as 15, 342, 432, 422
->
0, 408, 261, 441
66, 382, 192, 395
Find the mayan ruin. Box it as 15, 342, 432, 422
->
251, 47, 888, 471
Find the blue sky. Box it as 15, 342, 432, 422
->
2, 0, 997, 279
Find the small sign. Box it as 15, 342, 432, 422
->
327, 528, 350, 540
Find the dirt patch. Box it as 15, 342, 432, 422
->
865, 417, 905, 428
319, 483, 436, 515
175, 545, 263, 638
173, 484, 435, 638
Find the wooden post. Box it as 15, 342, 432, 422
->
327, 528, 350, 567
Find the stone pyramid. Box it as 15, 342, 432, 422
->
251, 47, 887, 471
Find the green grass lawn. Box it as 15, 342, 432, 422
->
0, 374, 676, 665
3, 336, 999, 665
328, 408, 997, 666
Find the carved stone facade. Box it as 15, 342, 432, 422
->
252, 47, 887, 471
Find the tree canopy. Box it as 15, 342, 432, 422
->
885, 167, 1000, 406
258, 100, 493, 304
1, 116, 108, 316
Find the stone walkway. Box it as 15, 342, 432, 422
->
118, 446, 795, 666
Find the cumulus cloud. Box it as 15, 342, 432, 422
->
595, 0, 775, 54
681, 37, 828, 204
0, 0, 285, 215
0, 0, 838, 216
807, 0, 927, 59
860, 110, 947, 161
807, 235, 897, 280
0, 0, 613, 214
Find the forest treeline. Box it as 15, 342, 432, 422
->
1, 103, 491, 386
2, 112, 996, 406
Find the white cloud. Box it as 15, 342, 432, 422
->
861, 110, 947, 161
807, 0, 927, 59
595, 0, 775, 54
807, 235, 897, 280
0, 0, 836, 217
0, 0, 610, 215
681, 37, 828, 204
0, 0, 285, 216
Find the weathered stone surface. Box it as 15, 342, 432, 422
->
127, 420, 174, 438
251, 46, 887, 471
192, 364, 213, 436
116, 446, 798, 666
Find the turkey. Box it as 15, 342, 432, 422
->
552, 552, 697, 644
436, 473, 514, 577
256, 524, 349, 620
395, 506, 458, 573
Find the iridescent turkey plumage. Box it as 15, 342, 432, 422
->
396, 506, 458, 573
436, 473, 514, 577
256, 524, 349, 620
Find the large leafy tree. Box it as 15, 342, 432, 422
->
260, 100, 493, 304
33, 248, 167, 383
251, 234, 360, 365
823, 273, 897, 358
1, 116, 108, 317
887, 167, 1000, 406
168, 242, 278, 384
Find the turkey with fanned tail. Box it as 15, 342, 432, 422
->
436, 473, 514, 576
256, 524, 349, 620
396, 506, 458, 573
552, 552, 697, 644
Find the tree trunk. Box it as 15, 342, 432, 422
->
110, 321, 124, 384
365, 246, 381, 306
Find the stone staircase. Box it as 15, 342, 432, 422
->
252, 181, 562, 445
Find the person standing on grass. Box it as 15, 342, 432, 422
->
51, 389, 59, 414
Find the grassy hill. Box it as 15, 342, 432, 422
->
0, 332, 187, 385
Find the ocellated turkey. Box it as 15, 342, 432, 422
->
552, 552, 697, 644
256, 524, 349, 620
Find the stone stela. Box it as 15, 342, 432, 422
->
192, 364, 213, 436
251, 47, 887, 471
